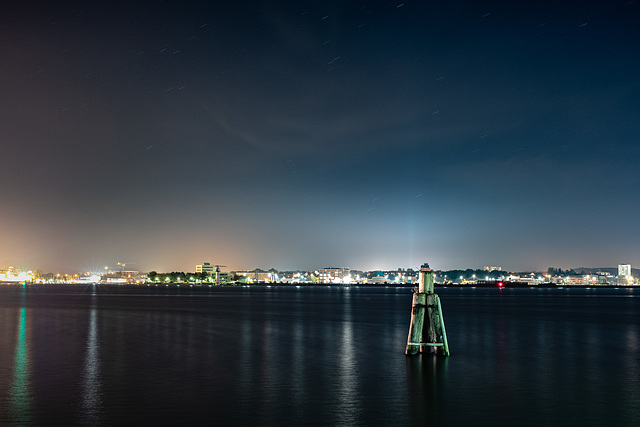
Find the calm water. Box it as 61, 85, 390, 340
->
0, 284, 639, 426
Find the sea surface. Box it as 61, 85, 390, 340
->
0, 284, 639, 426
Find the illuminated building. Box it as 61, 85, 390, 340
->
0, 267, 33, 282
216, 272, 232, 283
618, 264, 632, 277
368, 275, 389, 284
318, 267, 350, 284
233, 269, 272, 282
102, 269, 141, 284
196, 262, 215, 274
618, 264, 634, 285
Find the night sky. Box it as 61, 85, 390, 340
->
2, 1, 639, 273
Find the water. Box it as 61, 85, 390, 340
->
0, 284, 639, 426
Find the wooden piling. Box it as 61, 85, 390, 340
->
406, 263, 449, 356
406, 292, 426, 355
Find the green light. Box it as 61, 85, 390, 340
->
8, 307, 31, 423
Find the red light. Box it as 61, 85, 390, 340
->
498, 282, 504, 288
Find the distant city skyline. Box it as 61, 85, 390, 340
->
2, 1, 639, 273
1, 260, 636, 277
2, 261, 637, 287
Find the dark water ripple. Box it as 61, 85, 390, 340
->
0, 285, 639, 426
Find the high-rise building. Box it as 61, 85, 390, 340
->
618, 264, 632, 277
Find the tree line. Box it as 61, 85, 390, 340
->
147, 271, 212, 283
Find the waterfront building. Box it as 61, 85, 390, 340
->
566, 276, 583, 286
507, 276, 544, 285
233, 269, 273, 282
617, 264, 634, 285
618, 264, 632, 277
0, 267, 33, 282
78, 274, 102, 284
103, 270, 142, 284
278, 271, 314, 283
196, 262, 215, 274
368, 275, 389, 284
563, 275, 594, 286
217, 272, 232, 283
366, 271, 391, 284
365, 270, 416, 284
318, 267, 350, 284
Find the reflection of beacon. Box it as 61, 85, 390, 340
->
405, 263, 449, 356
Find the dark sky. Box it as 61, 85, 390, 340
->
2, 0, 639, 273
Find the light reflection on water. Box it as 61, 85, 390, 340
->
336, 289, 360, 426
7, 305, 31, 424
80, 307, 102, 425
438, 287, 640, 426
0, 286, 639, 425
406, 354, 449, 424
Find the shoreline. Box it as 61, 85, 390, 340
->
3, 281, 639, 289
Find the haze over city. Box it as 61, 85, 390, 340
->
2, 1, 639, 273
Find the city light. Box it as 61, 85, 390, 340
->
0, 262, 638, 287
0, 267, 33, 283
